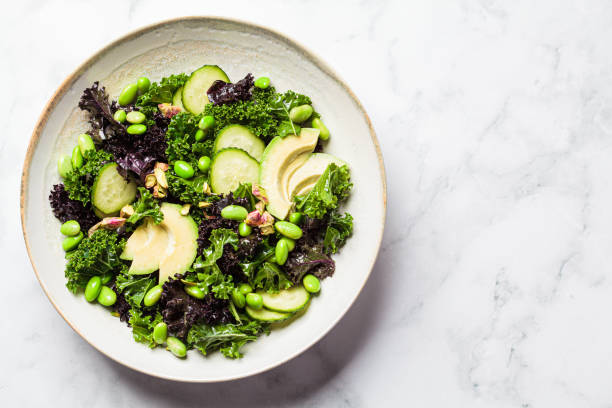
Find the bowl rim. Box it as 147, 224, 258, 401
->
20, 15, 387, 382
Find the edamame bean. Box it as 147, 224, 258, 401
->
97, 286, 117, 306
303, 274, 320, 293
100, 272, 113, 284
246, 293, 263, 309
197, 156, 211, 172
274, 221, 303, 240
198, 115, 215, 131
113, 109, 127, 123
185, 285, 205, 299
279, 237, 295, 251
288, 212, 303, 225
126, 111, 146, 124
174, 160, 195, 179
118, 83, 138, 106
144, 285, 163, 307
312, 118, 330, 140
84, 276, 102, 302
153, 322, 168, 345
62, 232, 83, 251
289, 104, 313, 123
57, 154, 72, 178
166, 337, 187, 358
221, 205, 248, 221
254, 76, 270, 89
71, 146, 83, 169
137, 77, 151, 93
126, 124, 147, 135
60, 220, 81, 236
195, 129, 205, 141
78, 133, 95, 155
231, 288, 246, 308
275, 239, 289, 265
238, 283, 253, 296
239, 222, 252, 237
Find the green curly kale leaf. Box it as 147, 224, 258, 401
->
129, 309, 163, 348
192, 229, 239, 299
252, 261, 292, 294
136, 73, 188, 107
165, 112, 213, 167
324, 212, 354, 254
294, 163, 352, 219
127, 187, 163, 225
115, 272, 157, 308
187, 320, 266, 359
63, 149, 113, 206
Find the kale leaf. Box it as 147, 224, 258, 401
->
49, 183, 98, 230
136, 73, 188, 107
253, 261, 292, 293
78, 81, 125, 140
165, 112, 213, 167
127, 187, 163, 225
115, 272, 157, 308
62, 149, 113, 205
129, 309, 163, 348
294, 163, 352, 219
192, 229, 239, 299
207, 73, 254, 105
187, 320, 266, 359
323, 212, 353, 254
167, 172, 211, 205
269, 90, 313, 137
284, 243, 335, 284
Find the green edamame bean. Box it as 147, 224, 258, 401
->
303, 274, 321, 293
113, 109, 127, 123
221, 205, 248, 221
239, 222, 252, 237
100, 272, 113, 284
198, 115, 215, 131
71, 146, 83, 169
289, 104, 313, 123
78, 133, 95, 155
97, 286, 117, 306
137, 77, 151, 93
274, 221, 303, 240
254, 76, 270, 89
118, 83, 138, 106
144, 285, 163, 307
312, 118, 330, 140
57, 154, 72, 178
185, 285, 205, 299
166, 337, 187, 358
174, 160, 195, 179
153, 322, 168, 345
238, 283, 253, 296
279, 237, 295, 251
288, 212, 303, 225
126, 111, 146, 124
197, 156, 211, 172
126, 124, 147, 135
195, 129, 205, 141
84, 276, 102, 302
231, 288, 246, 308
275, 239, 289, 265
246, 293, 263, 309
60, 220, 81, 236
62, 232, 83, 251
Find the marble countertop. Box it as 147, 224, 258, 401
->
3, 0, 612, 406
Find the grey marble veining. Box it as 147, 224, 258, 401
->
4, 0, 612, 406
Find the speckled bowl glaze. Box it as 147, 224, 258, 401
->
21, 17, 386, 382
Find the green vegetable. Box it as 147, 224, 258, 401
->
195, 129, 205, 141
113, 109, 127, 123
100, 272, 113, 284
63, 149, 113, 206
302, 274, 320, 293
153, 322, 168, 345
185, 285, 205, 299
279, 237, 295, 252
166, 337, 187, 358
126, 111, 146, 124
288, 212, 303, 225
187, 321, 265, 359
118, 83, 139, 106
166, 112, 213, 168
136, 73, 188, 107
115, 272, 156, 308
127, 187, 163, 225
246, 293, 263, 309
60, 220, 80, 236
84, 276, 102, 302
127, 124, 147, 135
239, 283, 253, 295
231, 288, 246, 308
274, 221, 303, 240
174, 160, 195, 179
324, 212, 353, 254
77, 134, 95, 155
312, 117, 330, 140
97, 286, 117, 306
62, 232, 83, 251
192, 229, 239, 299
71, 146, 83, 169
198, 115, 215, 131
143, 284, 163, 307
57, 155, 72, 178
233, 183, 257, 211
275, 239, 289, 265
288, 104, 313, 123
269, 90, 316, 137
92, 162, 137, 214
166, 172, 210, 206
294, 163, 352, 219
252, 261, 292, 294
197, 156, 211, 172
130, 310, 163, 348
137, 77, 151, 93
221, 205, 248, 221
254, 76, 270, 89
238, 222, 252, 237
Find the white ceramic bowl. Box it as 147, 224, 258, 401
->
21, 17, 386, 382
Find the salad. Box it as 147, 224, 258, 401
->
49, 66, 353, 359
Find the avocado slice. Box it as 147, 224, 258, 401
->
120, 225, 148, 261
128, 220, 169, 275
259, 128, 320, 220
287, 153, 347, 198
280, 153, 309, 202
158, 203, 198, 284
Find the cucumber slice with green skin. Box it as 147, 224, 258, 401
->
259, 286, 310, 313
182, 65, 229, 114
172, 86, 185, 110
92, 163, 137, 214
214, 125, 265, 162
245, 306, 292, 322
209, 148, 260, 195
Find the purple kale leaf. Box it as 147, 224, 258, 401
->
49, 183, 98, 230
207, 73, 254, 105
284, 243, 335, 284
78, 82, 125, 141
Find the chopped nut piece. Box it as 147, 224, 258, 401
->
252, 184, 269, 204
120, 205, 135, 218
158, 103, 182, 118
88, 217, 127, 236
202, 182, 212, 195
153, 184, 167, 198
260, 224, 275, 235
180, 204, 191, 215
198, 201, 212, 208
255, 200, 266, 214
145, 173, 157, 188
154, 167, 168, 189
154, 162, 169, 172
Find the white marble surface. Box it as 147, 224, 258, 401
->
4, 0, 612, 406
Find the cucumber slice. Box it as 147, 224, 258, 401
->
209, 148, 259, 195
92, 163, 137, 214
214, 125, 265, 162
172, 86, 185, 110
182, 65, 229, 114
245, 306, 292, 322
260, 286, 310, 313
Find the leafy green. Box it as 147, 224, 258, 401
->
294, 164, 352, 219
115, 272, 157, 308
165, 112, 213, 167
127, 187, 163, 225
187, 320, 266, 358
167, 172, 212, 205
64, 230, 126, 293
324, 212, 354, 254
192, 229, 239, 299
136, 73, 188, 107
238, 240, 275, 279
269, 90, 313, 137
233, 183, 257, 211
129, 309, 163, 348
63, 149, 113, 205
253, 261, 292, 293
